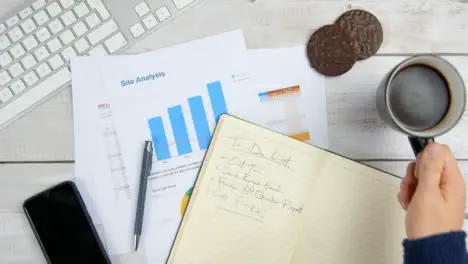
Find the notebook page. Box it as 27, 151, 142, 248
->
291, 153, 405, 264
169, 115, 328, 264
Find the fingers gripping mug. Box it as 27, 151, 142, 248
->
376, 55, 466, 156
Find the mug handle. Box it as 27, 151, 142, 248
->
408, 137, 435, 156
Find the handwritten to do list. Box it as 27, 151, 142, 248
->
210, 136, 303, 223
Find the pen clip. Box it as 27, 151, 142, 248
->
144, 141, 153, 176
145, 141, 153, 153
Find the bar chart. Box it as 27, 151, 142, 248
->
148, 81, 228, 160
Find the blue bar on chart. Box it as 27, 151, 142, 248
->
188, 96, 211, 150
168, 105, 192, 155
207, 81, 228, 122
148, 117, 171, 160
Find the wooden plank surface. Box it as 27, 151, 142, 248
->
0, 89, 74, 162
1, 0, 468, 161
0, 163, 73, 264
1, 0, 468, 262
328, 56, 468, 159
136, 0, 468, 53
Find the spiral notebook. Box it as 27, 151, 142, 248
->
167, 114, 406, 264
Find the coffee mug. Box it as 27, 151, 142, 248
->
376, 55, 466, 156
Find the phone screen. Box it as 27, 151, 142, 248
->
24, 181, 110, 264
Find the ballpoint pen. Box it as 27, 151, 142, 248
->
133, 141, 153, 251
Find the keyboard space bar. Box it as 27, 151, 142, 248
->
0, 68, 71, 127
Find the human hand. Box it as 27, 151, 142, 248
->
398, 143, 466, 240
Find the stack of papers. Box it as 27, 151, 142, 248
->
71, 30, 328, 263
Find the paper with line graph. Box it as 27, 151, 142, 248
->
97, 103, 131, 200
72, 55, 133, 255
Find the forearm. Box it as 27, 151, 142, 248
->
403, 231, 468, 264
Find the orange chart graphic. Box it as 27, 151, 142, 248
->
258, 85, 301, 101
259, 85, 311, 142
180, 187, 193, 216
289, 132, 311, 142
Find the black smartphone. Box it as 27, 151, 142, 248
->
23, 181, 111, 264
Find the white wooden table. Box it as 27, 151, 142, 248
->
1, 0, 468, 263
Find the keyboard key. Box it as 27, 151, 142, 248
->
0, 68, 70, 125
7, 27, 24, 42
19, 7, 34, 19
22, 35, 39, 51
59, 29, 75, 45
33, 10, 50, 26
46, 2, 62, 17
0, 71, 12, 85
32, 0, 47, 10
74, 38, 90, 53
89, 44, 108, 56
21, 18, 37, 34
8, 62, 24, 78
129, 22, 145, 38
104, 33, 127, 53
47, 37, 62, 53
0, 88, 13, 103
87, 20, 118, 45
72, 21, 88, 37
23, 71, 39, 86
0, 36, 11, 50
10, 44, 26, 59
0, 24, 5, 34
172, 0, 195, 9
155, 6, 171, 22
48, 19, 64, 34
74, 2, 90, 18
142, 14, 158, 30
135, 2, 150, 17
0, 52, 13, 67
35, 63, 52, 77
60, 0, 75, 9
21, 54, 37, 69
60, 10, 77, 26
34, 46, 50, 61
86, 0, 110, 19
85, 13, 100, 29
61, 46, 77, 61
35, 27, 52, 42
48, 54, 64, 69
6, 16, 20, 27
10, 79, 26, 94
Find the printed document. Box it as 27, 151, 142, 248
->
72, 30, 249, 259
103, 42, 328, 263
247, 46, 328, 148
101, 30, 251, 262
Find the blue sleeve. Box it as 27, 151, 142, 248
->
403, 231, 468, 264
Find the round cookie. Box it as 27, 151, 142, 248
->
336, 9, 384, 60
307, 24, 356, 77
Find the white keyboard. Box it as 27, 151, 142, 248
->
0, 0, 199, 129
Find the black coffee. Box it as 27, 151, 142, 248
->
388, 65, 450, 131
